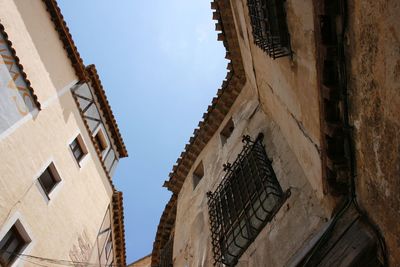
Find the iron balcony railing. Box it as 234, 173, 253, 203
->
247, 0, 292, 59
207, 134, 289, 266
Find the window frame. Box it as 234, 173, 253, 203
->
0, 221, 31, 267
94, 127, 109, 154
247, 0, 292, 59
69, 134, 88, 166
207, 134, 290, 266
37, 162, 61, 199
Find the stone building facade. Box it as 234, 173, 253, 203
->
151, 0, 399, 266
0, 0, 127, 266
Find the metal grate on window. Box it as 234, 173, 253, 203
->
207, 134, 290, 266
159, 238, 173, 267
247, 0, 291, 59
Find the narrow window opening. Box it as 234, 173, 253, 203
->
70, 134, 88, 165
0, 222, 31, 266
94, 129, 108, 152
220, 118, 234, 145
38, 163, 61, 198
192, 161, 204, 190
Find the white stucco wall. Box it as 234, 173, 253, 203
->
0, 1, 114, 265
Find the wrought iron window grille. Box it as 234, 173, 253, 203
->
159, 237, 173, 267
207, 133, 290, 266
247, 0, 292, 59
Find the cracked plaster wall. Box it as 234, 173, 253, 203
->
233, 0, 332, 204
173, 82, 329, 266
172, 0, 338, 265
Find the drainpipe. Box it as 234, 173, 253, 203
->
302, 0, 388, 265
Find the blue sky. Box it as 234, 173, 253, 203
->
58, 0, 227, 263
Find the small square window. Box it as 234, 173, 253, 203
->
0, 223, 31, 266
38, 163, 61, 197
94, 129, 108, 153
220, 118, 234, 145
192, 161, 204, 190
70, 135, 87, 165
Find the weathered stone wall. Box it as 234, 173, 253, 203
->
173, 82, 329, 266
171, 0, 341, 265
232, 0, 331, 203
346, 0, 400, 265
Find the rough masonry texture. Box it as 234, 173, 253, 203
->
149, 0, 397, 266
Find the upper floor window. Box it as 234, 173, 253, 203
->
38, 163, 61, 199
192, 161, 204, 190
220, 118, 234, 146
94, 128, 108, 153
0, 26, 39, 134
0, 222, 31, 266
207, 134, 289, 266
247, 0, 291, 59
70, 134, 87, 165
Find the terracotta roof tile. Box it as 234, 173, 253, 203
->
43, 0, 128, 158
86, 65, 128, 157
151, 195, 177, 267
112, 191, 127, 267
42, 0, 86, 81
152, 0, 246, 263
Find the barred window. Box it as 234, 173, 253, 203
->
247, 0, 291, 59
207, 134, 289, 266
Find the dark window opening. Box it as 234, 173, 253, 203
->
0, 225, 30, 266
207, 134, 289, 266
70, 135, 87, 164
38, 163, 60, 197
192, 161, 204, 190
220, 118, 235, 145
247, 0, 292, 59
95, 130, 108, 152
